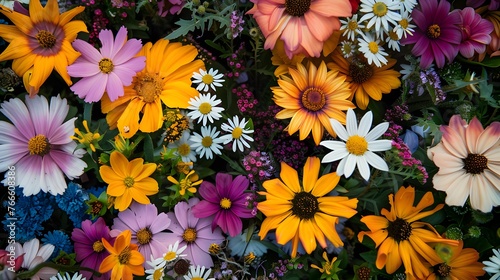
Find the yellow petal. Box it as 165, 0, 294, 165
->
302, 157, 320, 193
311, 172, 340, 197
275, 216, 300, 246
298, 219, 317, 254
279, 161, 301, 193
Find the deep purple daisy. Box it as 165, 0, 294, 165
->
192, 173, 254, 237
401, 0, 462, 69
71, 218, 114, 280
457, 7, 494, 58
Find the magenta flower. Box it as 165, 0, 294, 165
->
164, 198, 225, 267
111, 202, 171, 266
0, 95, 87, 196
67, 26, 145, 103
401, 0, 462, 69
457, 7, 494, 58
192, 173, 254, 237
158, 0, 186, 16
71, 218, 114, 280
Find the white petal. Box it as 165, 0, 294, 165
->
330, 119, 349, 141
22, 239, 40, 266
343, 154, 357, 178
365, 121, 389, 142
356, 156, 371, 181
368, 139, 392, 152
357, 111, 373, 137
364, 151, 388, 171
346, 109, 358, 136
320, 140, 346, 151
321, 149, 349, 163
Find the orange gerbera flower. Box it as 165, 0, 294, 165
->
99, 229, 145, 280
0, 0, 87, 95
272, 61, 355, 145
101, 39, 204, 138
358, 186, 459, 279
327, 49, 401, 110
427, 240, 485, 279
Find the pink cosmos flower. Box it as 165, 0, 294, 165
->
71, 218, 114, 280
164, 198, 225, 268
457, 7, 494, 58
192, 173, 254, 237
0, 95, 87, 196
401, 0, 462, 69
428, 115, 500, 213
67, 26, 145, 103
247, 0, 352, 58
111, 202, 171, 267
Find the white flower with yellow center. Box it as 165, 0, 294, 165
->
187, 93, 225, 126
358, 32, 389, 67
320, 109, 392, 181
359, 0, 402, 38
145, 260, 165, 280
192, 68, 225, 92
340, 14, 365, 41
340, 41, 356, 58
168, 131, 197, 163
394, 9, 416, 39
190, 126, 224, 160
183, 265, 214, 280
220, 115, 254, 152
147, 240, 188, 270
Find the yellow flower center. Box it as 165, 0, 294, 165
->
399, 19, 409, 29
372, 2, 388, 17
28, 135, 51, 156
291, 191, 319, 220
201, 136, 213, 148
135, 73, 162, 103
348, 20, 358, 30
434, 263, 452, 277
427, 24, 441, 39
349, 60, 374, 84
164, 251, 177, 261
463, 153, 488, 174
199, 102, 212, 114
99, 58, 114, 74
192, 277, 204, 280
345, 135, 368, 155
36, 30, 57, 49
220, 198, 232, 209
388, 30, 399, 40
301, 87, 326, 112
232, 127, 243, 139
368, 42, 379, 54
182, 228, 197, 243
118, 246, 132, 264
92, 240, 104, 252
153, 268, 164, 280
201, 74, 214, 84
208, 243, 221, 254
284, 0, 311, 17
387, 217, 412, 242
244, 252, 256, 264
136, 227, 153, 245
178, 143, 191, 156
124, 176, 135, 188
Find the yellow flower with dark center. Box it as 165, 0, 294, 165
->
427, 241, 485, 279
0, 0, 87, 95
272, 61, 355, 145
258, 157, 358, 257
99, 151, 159, 211
358, 186, 459, 279
99, 230, 145, 280
101, 39, 204, 138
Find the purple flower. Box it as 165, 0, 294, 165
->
401, 0, 462, 69
111, 203, 171, 266
192, 173, 254, 237
0, 95, 87, 196
67, 26, 145, 103
164, 198, 225, 267
157, 0, 185, 16
71, 218, 114, 280
457, 7, 494, 58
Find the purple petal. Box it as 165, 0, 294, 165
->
199, 181, 219, 203
70, 74, 107, 103
228, 175, 249, 199
191, 200, 220, 218
149, 212, 171, 233
48, 118, 74, 145
67, 61, 101, 77
25, 95, 50, 136
72, 39, 102, 63
48, 148, 86, 179
98, 29, 115, 58
460, 41, 476, 58
173, 201, 190, 230
113, 39, 144, 65
47, 96, 70, 135
113, 208, 141, 232
111, 26, 128, 57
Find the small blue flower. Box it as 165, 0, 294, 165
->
55, 182, 89, 228
42, 230, 73, 259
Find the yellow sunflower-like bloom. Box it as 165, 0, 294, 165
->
258, 156, 358, 258
99, 151, 159, 211
0, 0, 87, 96
101, 39, 204, 138
427, 241, 485, 279
327, 48, 401, 110
358, 186, 459, 279
272, 61, 355, 145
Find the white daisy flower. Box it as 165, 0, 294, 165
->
400, 62, 416, 80
220, 115, 254, 152
358, 32, 389, 67
385, 29, 401, 51
399, 0, 417, 14
190, 126, 225, 160
359, 0, 402, 38
340, 14, 365, 41
183, 265, 214, 280
187, 93, 225, 126
145, 259, 165, 280
320, 109, 392, 181
340, 41, 356, 58
394, 9, 416, 39
484, 248, 500, 279
50, 272, 86, 280
192, 68, 225, 92
168, 131, 197, 163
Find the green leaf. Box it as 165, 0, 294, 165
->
144, 134, 154, 163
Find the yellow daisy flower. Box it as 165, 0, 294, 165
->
101, 39, 204, 138
258, 156, 358, 257
0, 0, 87, 95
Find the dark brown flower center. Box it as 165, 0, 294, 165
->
349, 61, 374, 84
291, 191, 319, 220
136, 227, 153, 245
90, 201, 103, 215
173, 259, 190, 276
434, 263, 452, 277
28, 134, 51, 156
285, 0, 311, 17
301, 87, 326, 112
118, 246, 132, 264
427, 24, 441, 39
36, 30, 57, 49
357, 267, 371, 280
463, 153, 488, 174
387, 217, 412, 242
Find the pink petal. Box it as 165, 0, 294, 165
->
98, 29, 115, 58
72, 39, 103, 63
67, 61, 101, 77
